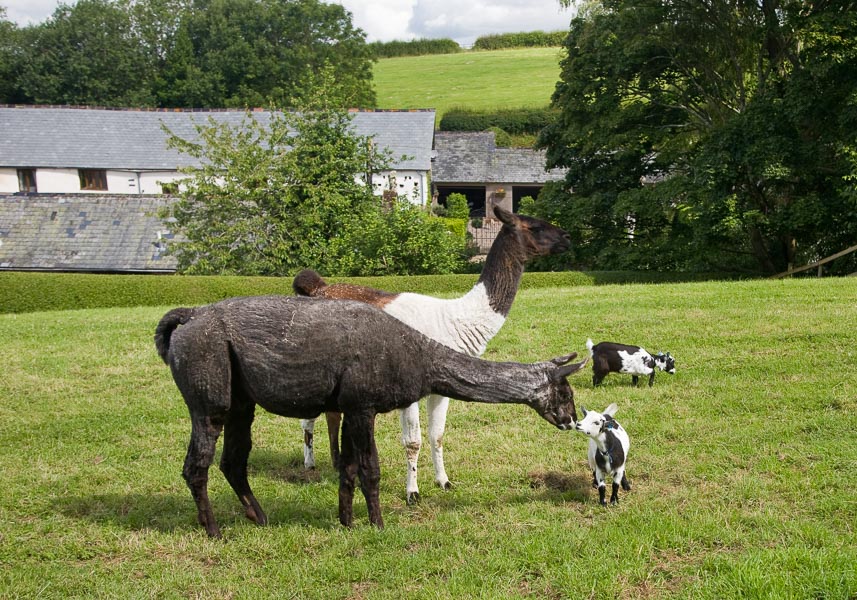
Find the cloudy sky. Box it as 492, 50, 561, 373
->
3, 0, 574, 46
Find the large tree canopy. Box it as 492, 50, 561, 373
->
539, 0, 857, 274
1, 0, 376, 108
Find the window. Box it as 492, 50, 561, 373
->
17, 169, 37, 193
79, 169, 108, 191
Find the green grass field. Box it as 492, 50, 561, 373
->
1, 277, 856, 598
372, 47, 564, 120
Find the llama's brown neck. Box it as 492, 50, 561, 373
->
476, 226, 529, 317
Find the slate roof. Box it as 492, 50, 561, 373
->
0, 106, 435, 171
432, 131, 567, 184
0, 194, 178, 272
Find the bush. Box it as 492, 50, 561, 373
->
370, 38, 461, 58
472, 31, 566, 51
445, 193, 471, 219
439, 107, 558, 135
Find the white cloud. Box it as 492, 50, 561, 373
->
3, 0, 574, 47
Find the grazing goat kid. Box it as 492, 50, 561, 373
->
574, 403, 631, 506
294, 206, 570, 504
155, 295, 587, 538
586, 338, 675, 387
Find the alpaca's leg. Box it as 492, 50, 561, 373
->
326, 411, 342, 469
351, 413, 383, 528
220, 399, 267, 527
183, 414, 224, 538
399, 402, 422, 504
301, 418, 316, 469
426, 394, 451, 490
338, 416, 359, 528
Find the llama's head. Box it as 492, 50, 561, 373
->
530, 353, 588, 429
494, 206, 570, 258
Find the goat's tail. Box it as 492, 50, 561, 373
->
585, 338, 595, 356
293, 269, 328, 297
154, 307, 194, 364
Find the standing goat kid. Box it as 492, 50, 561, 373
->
586, 338, 675, 387
155, 295, 587, 538
294, 206, 570, 504
574, 403, 631, 506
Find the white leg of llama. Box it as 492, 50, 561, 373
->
426, 394, 451, 490
400, 401, 422, 504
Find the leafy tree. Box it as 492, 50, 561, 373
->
540, 0, 857, 274
0, 8, 23, 103
154, 0, 376, 108
164, 75, 461, 276
15, 0, 156, 106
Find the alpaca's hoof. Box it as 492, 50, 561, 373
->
406, 491, 421, 505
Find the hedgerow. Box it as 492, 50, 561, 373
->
0, 271, 745, 314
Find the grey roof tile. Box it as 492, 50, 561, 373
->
0, 106, 435, 171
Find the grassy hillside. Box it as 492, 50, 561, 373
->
1, 278, 855, 598
372, 47, 564, 121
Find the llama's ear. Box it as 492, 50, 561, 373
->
553, 357, 588, 380
549, 352, 578, 365
603, 403, 618, 416
494, 206, 514, 225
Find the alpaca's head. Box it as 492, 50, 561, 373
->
494, 206, 570, 258
529, 353, 588, 429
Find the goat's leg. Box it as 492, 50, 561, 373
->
631, 375, 640, 386
426, 394, 451, 490
621, 473, 631, 491
338, 416, 359, 528
183, 414, 224, 538
610, 481, 620, 505
648, 372, 655, 387
301, 418, 316, 469
399, 402, 422, 505
220, 401, 267, 527
326, 411, 342, 469
594, 468, 607, 506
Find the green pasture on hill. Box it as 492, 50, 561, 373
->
1, 277, 855, 598
372, 47, 564, 121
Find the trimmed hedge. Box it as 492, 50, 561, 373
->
0, 271, 746, 314
370, 38, 462, 58
472, 31, 566, 51
439, 107, 558, 135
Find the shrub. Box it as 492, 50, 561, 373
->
439, 106, 558, 135
370, 38, 461, 58
445, 193, 471, 219
472, 31, 566, 51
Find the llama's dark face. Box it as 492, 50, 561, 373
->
532, 354, 589, 429
495, 206, 570, 258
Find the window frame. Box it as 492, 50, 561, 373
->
17, 168, 37, 193
78, 169, 108, 191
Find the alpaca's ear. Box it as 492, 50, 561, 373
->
549, 352, 577, 365
494, 206, 514, 225
553, 357, 588, 380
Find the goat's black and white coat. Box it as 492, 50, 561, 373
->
586, 338, 675, 387
155, 295, 587, 537
574, 403, 631, 506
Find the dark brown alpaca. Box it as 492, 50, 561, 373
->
155, 295, 586, 538
293, 206, 570, 504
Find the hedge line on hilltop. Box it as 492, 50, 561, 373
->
439, 107, 559, 135
369, 38, 462, 58
472, 31, 566, 51
0, 271, 744, 314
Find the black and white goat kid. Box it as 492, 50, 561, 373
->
574, 403, 630, 506
586, 338, 675, 387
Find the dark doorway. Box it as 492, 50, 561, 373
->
512, 186, 543, 213
435, 186, 486, 217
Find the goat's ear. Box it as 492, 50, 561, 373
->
494, 205, 514, 225
603, 403, 618, 416
553, 357, 588, 380
549, 352, 578, 365
581, 406, 588, 417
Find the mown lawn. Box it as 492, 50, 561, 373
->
1, 277, 855, 598
372, 47, 564, 120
